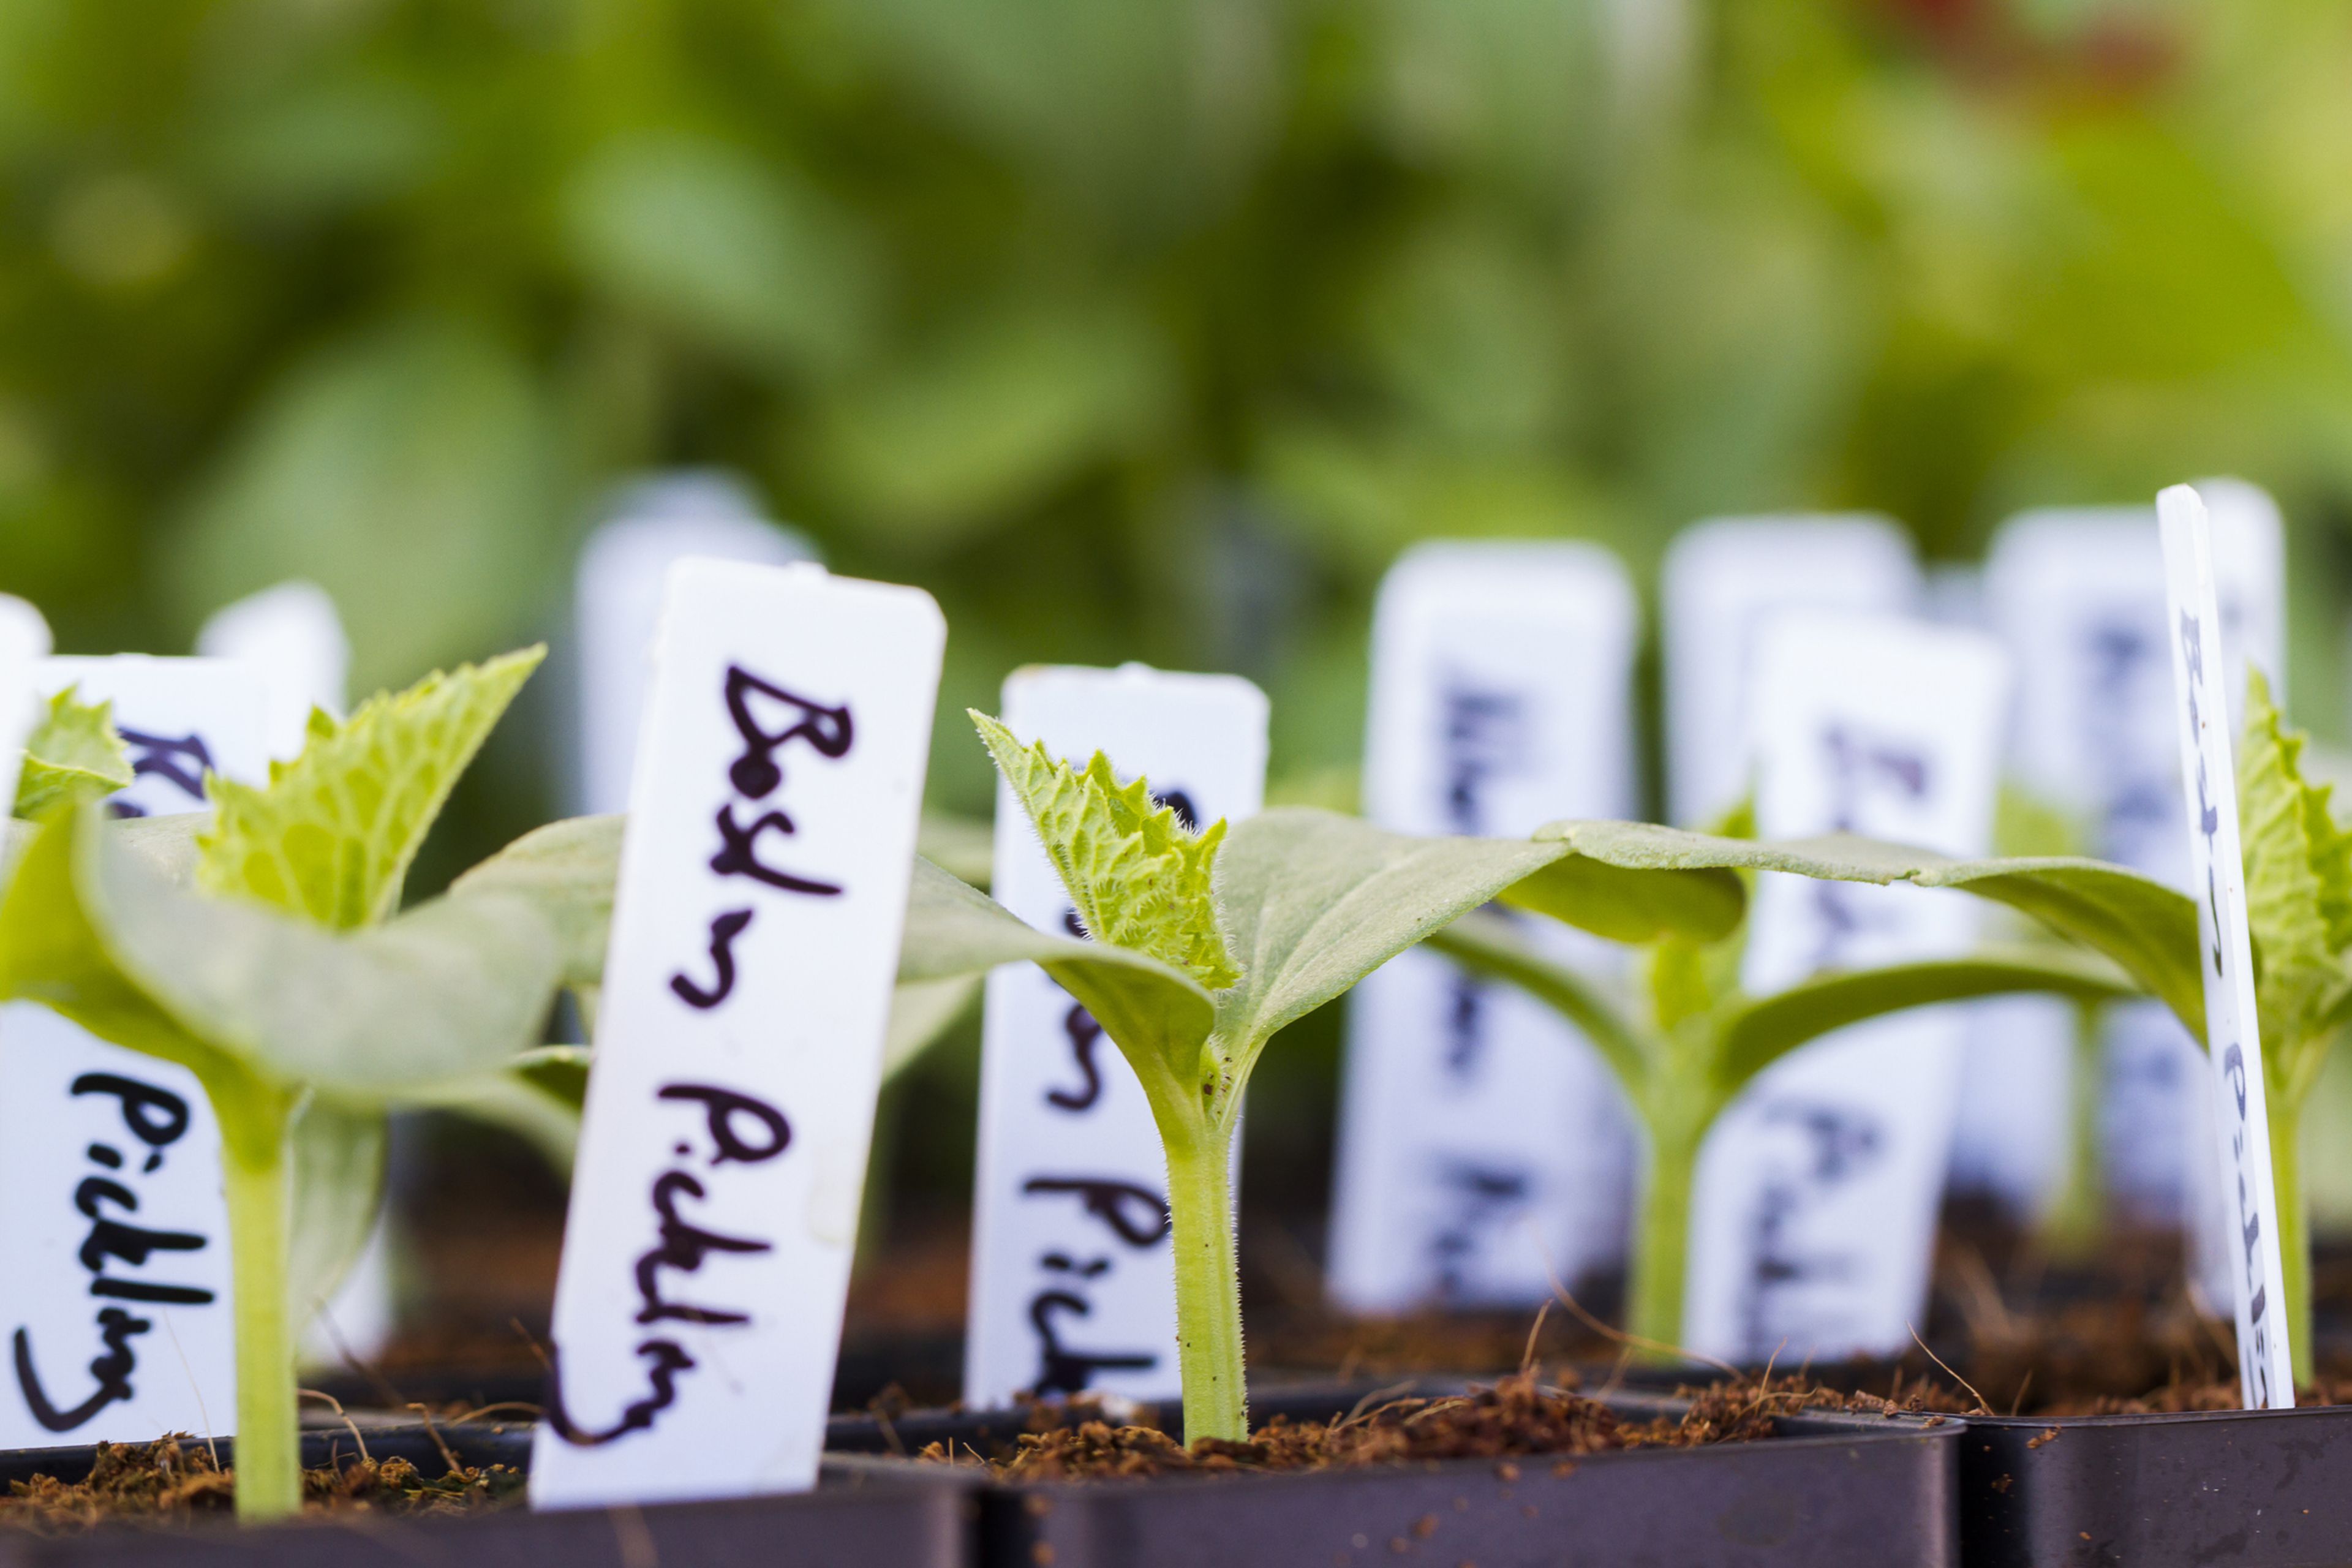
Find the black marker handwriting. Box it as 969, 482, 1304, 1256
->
1047, 1006, 1106, 1112
12, 1072, 211, 1433
710, 803, 842, 896
671, 910, 755, 1010
1028, 1291, 1158, 1396
12, 1310, 151, 1433
550, 1082, 793, 1446
723, 668, 851, 799
543, 1340, 698, 1448
1020, 1177, 1170, 1249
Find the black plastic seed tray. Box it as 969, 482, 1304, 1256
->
1959, 1403, 2352, 1567
828, 1380, 1960, 1568
0, 1423, 976, 1568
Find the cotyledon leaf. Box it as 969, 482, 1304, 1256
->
0, 810, 232, 1087
78, 805, 567, 1095
399, 1046, 588, 1173
15, 687, 134, 819
1204, 810, 1593, 1084
287, 1098, 388, 1335
1711, 947, 2141, 1104
1499, 848, 1745, 946
198, 646, 545, 930
897, 854, 1212, 1106
448, 812, 620, 989
1532, 821, 2204, 1044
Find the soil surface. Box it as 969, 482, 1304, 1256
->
0, 1436, 522, 1532
919, 1370, 1849, 1480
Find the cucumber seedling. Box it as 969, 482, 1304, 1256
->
893, 713, 1754, 1443
0, 649, 605, 1520
1428, 816, 2163, 1353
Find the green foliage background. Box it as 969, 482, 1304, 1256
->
7, 0, 2352, 848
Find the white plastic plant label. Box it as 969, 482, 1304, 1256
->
0, 594, 51, 671
0, 600, 45, 807
1325, 541, 1640, 1311
1980, 496, 2283, 1242
1660, 514, 1920, 829
573, 473, 820, 816
0, 656, 269, 1447
2157, 483, 2294, 1410
195, 581, 351, 763
1683, 615, 2009, 1364
964, 665, 1267, 1411
530, 560, 943, 1509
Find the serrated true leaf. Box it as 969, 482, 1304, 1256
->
2236, 668, 2352, 1079
198, 647, 545, 929
15, 686, 135, 819
972, 709, 1240, 990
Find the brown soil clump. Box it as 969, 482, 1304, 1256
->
924, 1370, 1804, 1481
1672, 1365, 2352, 1419
0, 1436, 522, 1532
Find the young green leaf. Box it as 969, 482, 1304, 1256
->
86, 811, 566, 1095
287, 1099, 389, 1337
1204, 809, 1581, 1108
1532, 820, 2204, 1044
401, 1046, 589, 1174
2237, 668, 2352, 1074
198, 646, 545, 928
1709, 948, 2138, 1098
971, 710, 1241, 990
898, 852, 1215, 1095
1499, 848, 1744, 945
448, 811, 620, 990
0, 808, 232, 1087
15, 686, 135, 819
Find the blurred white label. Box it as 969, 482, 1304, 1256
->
1661, 514, 1919, 828
0, 657, 268, 1447
0, 595, 52, 670
531, 562, 942, 1507
573, 475, 820, 817
1326, 542, 1640, 1311
963, 665, 1266, 1410
195, 581, 350, 763
1981, 489, 2283, 1264
2157, 483, 2294, 1410
1683, 616, 2008, 1363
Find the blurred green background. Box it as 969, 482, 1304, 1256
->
7, 0, 2352, 858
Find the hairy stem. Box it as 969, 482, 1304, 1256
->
1163, 1118, 1246, 1443
211, 1079, 300, 1522
2039, 1000, 2106, 1259
1628, 1106, 1703, 1359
